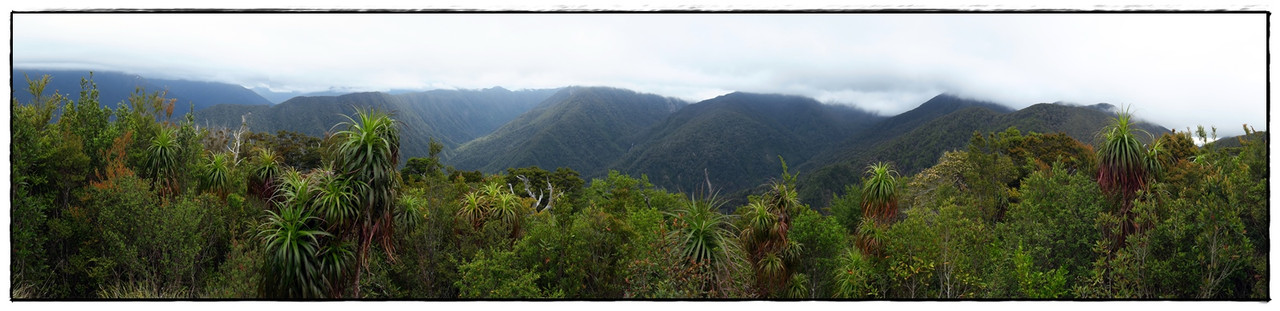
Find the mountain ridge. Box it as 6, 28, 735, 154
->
12, 68, 273, 111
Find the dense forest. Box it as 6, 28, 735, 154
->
10, 74, 1269, 300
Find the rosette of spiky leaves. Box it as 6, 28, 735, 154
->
146, 127, 181, 194
741, 157, 806, 296
668, 194, 742, 295
740, 198, 789, 296
276, 168, 316, 209
333, 108, 400, 217
785, 273, 809, 299
1096, 107, 1151, 201
316, 240, 354, 298
1095, 107, 1158, 249
831, 248, 872, 298
331, 108, 400, 297
312, 170, 359, 230
201, 152, 234, 198
860, 162, 899, 223
742, 201, 780, 250
248, 148, 282, 201
1143, 138, 1166, 181
258, 205, 331, 299
394, 190, 429, 230
490, 184, 524, 232
855, 217, 886, 258
458, 191, 488, 228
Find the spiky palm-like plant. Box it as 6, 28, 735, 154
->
1096, 107, 1151, 199
855, 217, 887, 258
784, 273, 809, 299
489, 183, 523, 234
857, 162, 898, 257
740, 190, 796, 295
201, 152, 234, 198
1143, 139, 1166, 181
669, 195, 742, 296
832, 247, 872, 299
258, 205, 331, 299
394, 192, 428, 229
1095, 107, 1155, 248
146, 127, 181, 196
248, 148, 282, 201
331, 108, 401, 298
276, 168, 315, 208
313, 171, 359, 229
861, 162, 899, 223
738, 157, 805, 297
316, 241, 354, 298
458, 191, 488, 228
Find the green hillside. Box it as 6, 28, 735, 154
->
797, 101, 1169, 207
447, 86, 687, 175
612, 92, 883, 197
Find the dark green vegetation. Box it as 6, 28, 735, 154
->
613, 92, 880, 200
797, 95, 1167, 207
12, 69, 273, 112
11, 74, 1267, 300
449, 87, 687, 175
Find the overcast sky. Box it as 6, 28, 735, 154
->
12, 13, 1267, 136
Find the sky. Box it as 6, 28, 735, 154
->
11, 12, 1268, 137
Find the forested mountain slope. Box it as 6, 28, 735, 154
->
797, 100, 1169, 207
447, 86, 687, 175
612, 92, 883, 196
800, 93, 1014, 173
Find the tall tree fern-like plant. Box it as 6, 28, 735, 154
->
331, 108, 401, 298
740, 157, 803, 297
1095, 106, 1152, 247
861, 162, 899, 223
1096, 107, 1150, 198
857, 162, 898, 256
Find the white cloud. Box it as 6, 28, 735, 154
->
11, 12, 1267, 136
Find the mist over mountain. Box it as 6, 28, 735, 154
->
612, 92, 883, 196
12, 69, 272, 111
249, 86, 403, 104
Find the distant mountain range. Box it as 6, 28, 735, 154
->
195, 87, 558, 162
15, 69, 1173, 209
248, 87, 429, 104
12, 69, 273, 112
